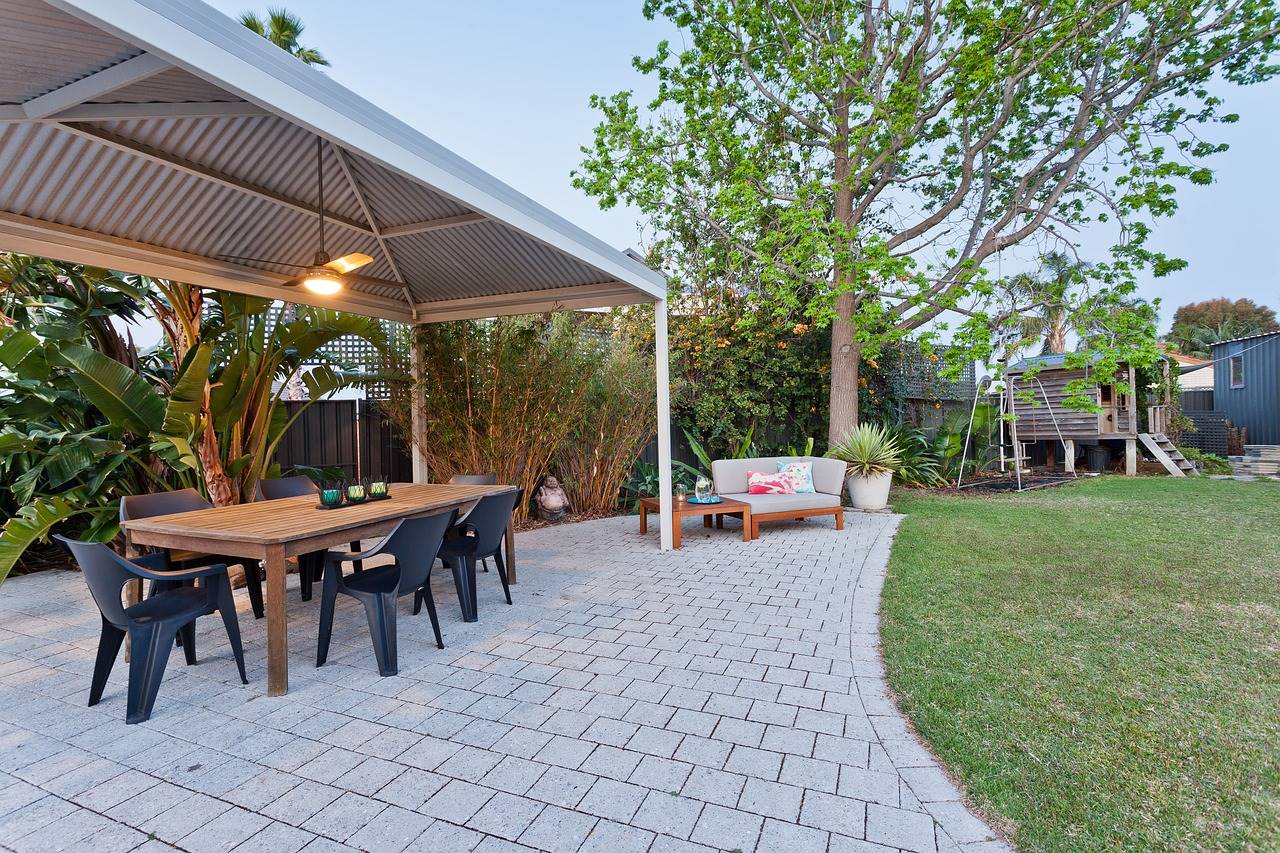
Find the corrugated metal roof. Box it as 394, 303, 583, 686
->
1211, 330, 1280, 348
0, 0, 665, 322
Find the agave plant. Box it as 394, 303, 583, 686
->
827, 423, 902, 478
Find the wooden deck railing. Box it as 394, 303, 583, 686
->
1148, 404, 1169, 435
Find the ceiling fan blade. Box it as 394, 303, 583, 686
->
280, 276, 302, 288
324, 253, 374, 274
218, 254, 306, 268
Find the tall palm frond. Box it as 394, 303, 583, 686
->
238, 7, 330, 66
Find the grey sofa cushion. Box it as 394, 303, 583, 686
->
722, 492, 842, 513
712, 456, 847, 496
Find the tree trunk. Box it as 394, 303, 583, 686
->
827, 84, 858, 447
198, 384, 237, 506
828, 292, 859, 446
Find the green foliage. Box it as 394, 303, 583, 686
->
0, 257, 199, 579
239, 7, 329, 66
0, 255, 390, 578
884, 424, 944, 487
555, 332, 658, 515
157, 288, 389, 505
575, 0, 1272, 435
933, 405, 997, 482
827, 423, 902, 478
1168, 298, 1278, 357
1177, 446, 1233, 475
1165, 298, 1279, 357
658, 298, 829, 457
393, 313, 656, 519
0, 497, 81, 585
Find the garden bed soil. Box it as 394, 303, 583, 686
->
949, 474, 1079, 494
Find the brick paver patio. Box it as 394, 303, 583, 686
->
0, 512, 1007, 852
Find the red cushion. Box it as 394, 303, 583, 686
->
747, 470, 795, 494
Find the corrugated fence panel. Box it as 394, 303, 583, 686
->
358, 401, 413, 482
275, 400, 359, 479
274, 400, 412, 482
1181, 389, 1214, 412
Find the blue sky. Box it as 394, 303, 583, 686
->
210, 1, 1279, 331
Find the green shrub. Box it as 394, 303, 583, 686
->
1177, 446, 1232, 474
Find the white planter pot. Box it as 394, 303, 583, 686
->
846, 471, 893, 510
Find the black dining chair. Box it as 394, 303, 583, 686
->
316, 509, 457, 677
447, 473, 498, 572
422, 488, 521, 623
121, 489, 265, 619
55, 536, 248, 724
255, 475, 365, 599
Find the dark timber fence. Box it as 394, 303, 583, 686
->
274, 400, 412, 482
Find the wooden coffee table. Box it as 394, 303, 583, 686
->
638, 496, 753, 549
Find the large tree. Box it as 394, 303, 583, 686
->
1172, 297, 1278, 332
574, 0, 1278, 443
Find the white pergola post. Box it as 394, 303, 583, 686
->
409, 326, 429, 484
655, 299, 674, 550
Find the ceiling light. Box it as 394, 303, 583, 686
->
300, 265, 342, 295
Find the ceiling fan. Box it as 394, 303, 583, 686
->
220, 137, 372, 295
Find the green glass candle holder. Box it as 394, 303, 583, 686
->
320, 487, 343, 508
345, 482, 367, 503
369, 480, 389, 499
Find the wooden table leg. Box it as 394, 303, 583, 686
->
123, 535, 142, 661
715, 514, 724, 529
264, 543, 288, 697
703, 514, 712, 528
742, 508, 753, 541
639, 504, 648, 535
505, 522, 517, 585
672, 513, 682, 550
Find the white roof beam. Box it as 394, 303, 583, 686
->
21, 52, 169, 120
54, 121, 374, 237
414, 282, 654, 323
330, 141, 417, 317
0, 101, 269, 122
381, 213, 485, 239
0, 210, 412, 321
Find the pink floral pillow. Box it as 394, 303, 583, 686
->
747, 470, 796, 494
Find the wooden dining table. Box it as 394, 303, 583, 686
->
120, 482, 516, 697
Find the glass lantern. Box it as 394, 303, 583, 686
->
674, 484, 687, 503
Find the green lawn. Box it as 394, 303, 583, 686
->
882, 477, 1280, 852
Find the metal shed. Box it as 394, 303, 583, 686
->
0, 0, 676, 547
1212, 331, 1280, 445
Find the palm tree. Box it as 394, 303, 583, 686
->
239, 7, 330, 66
1166, 319, 1247, 359
1007, 253, 1089, 355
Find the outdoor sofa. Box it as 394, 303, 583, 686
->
711, 456, 848, 539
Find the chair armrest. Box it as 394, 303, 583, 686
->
124, 560, 229, 582
325, 545, 386, 563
